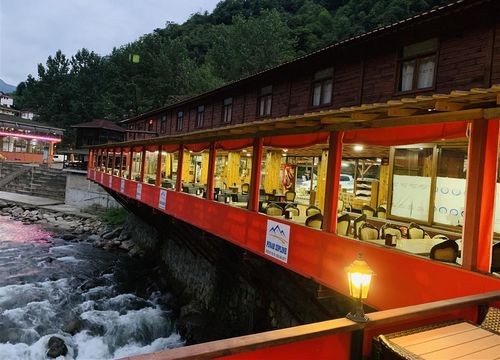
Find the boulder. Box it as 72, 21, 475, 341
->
63, 319, 84, 335
119, 240, 135, 251
87, 234, 101, 242
61, 234, 77, 241
46, 336, 68, 358
11, 207, 23, 217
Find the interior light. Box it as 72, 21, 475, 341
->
242, 149, 247, 153
282, 149, 288, 153
376, 158, 382, 163
246, 153, 251, 157
419, 147, 424, 150
341, 162, 349, 168
354, 145, 363, 152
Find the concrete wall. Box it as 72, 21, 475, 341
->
65, 170, 120, 209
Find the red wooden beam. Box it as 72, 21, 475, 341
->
463, 118, 499, 272
155, 144, 162, 187
322, 131, 343, 233
176, 145, 185, 192
207, 142, 217, 200
248, 138, 264, 212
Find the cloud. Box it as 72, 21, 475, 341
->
0, 0, 219, 85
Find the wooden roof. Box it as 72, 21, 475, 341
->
91, 85, 500, 150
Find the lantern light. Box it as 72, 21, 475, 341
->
345, 253, 374, 323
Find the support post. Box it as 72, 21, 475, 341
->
99, 149, 104, 170
176, 145, 185, 192
248, 137, 264, 212
111, 148, 116, 176
105, 148, 110, 172
128, 148, 134, 180
156, 145, 163, 187
140, 147, 146, 183
88, 150, 94, 170
118, 148, 124, 178
206, 142, 217, 200
462, 118, 499, 272
322, 131, 344, 233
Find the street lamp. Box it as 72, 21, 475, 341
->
345, 253, 374, 323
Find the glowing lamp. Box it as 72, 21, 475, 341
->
345, 253, 374, 323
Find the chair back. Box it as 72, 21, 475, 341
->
380, 223, 403, 239
306, 205, 321, 216
491, 242, 500, 273
306, 213, 323, 229
266, 203, 283, 216
432, 234, 449, 241
241, 183, 250, 194
376, 206, 387, 219
430, 239, 459, 263
408, 223, 426, 239
285, 204, 300, 217
362, 205, 376, 217
285, 191, 296, 202
353, 214, 366, 239
359, 223, 379, 241
338, 199, 345, 213
336, 213, 350, 236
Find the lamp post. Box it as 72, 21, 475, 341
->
345, 253, 374, 323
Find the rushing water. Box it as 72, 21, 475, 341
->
0, 216, 183, 359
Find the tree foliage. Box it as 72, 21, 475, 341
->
14, 0, 445, 146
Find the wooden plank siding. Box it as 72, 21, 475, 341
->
122, 1, 500, 141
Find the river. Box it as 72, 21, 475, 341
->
0, 216, 183, 359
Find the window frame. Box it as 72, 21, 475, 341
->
160, 114, 167, 134
196, 105, 205, 128
257, 85, 272, 117
310, 67, 334, 108
222, 97, 233, 124
176, 111, 184, 132
395, 38, 439, 94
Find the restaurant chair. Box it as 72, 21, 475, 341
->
305, 213, 323, 229
359, 223, 379, 241
376, 206, 386, 219
430, 239, 459, 263
285, 190, 296, 202
265, 203, 283, 216
284, 204, 300, 217
306, 205, 321, 216
491, 242, 500, 273
380, 223, 403, 239
408, 223, 426, 239
353, 214, 366, 239
338, 199, 345, 213
432, 234, 449, 241
241, 183, 250, 194
336, 213, 350, 236
362, 205, 376, 217
236, 194, 249, 203
480, 307, 500, 334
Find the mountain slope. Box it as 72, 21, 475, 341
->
0, 79, 16, 94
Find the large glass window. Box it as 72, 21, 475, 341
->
181, 149, 209, 197
160, 150, 178, 189
131, 150, 143, 181
121, 149, 130, 179
144, 149, 158, 184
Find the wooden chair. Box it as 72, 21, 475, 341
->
430, 239, 459, 263
306, 205, 321, 216
380, 223, 404, 240
408, 223, 427, 239
432, 234, 449, 241
338, 199, 345, 213
353, 214, 366, 239
376, 206, 387, 219
491, 242, 500, 273
241, 183, 250, 194
285, 204, 300, 217
362, 205, 376, 217
306, 213, 323, 229
359, 223, 379, 241
285, 190, 296, 202
336, 213, 350, 236
265, 203, 283, 216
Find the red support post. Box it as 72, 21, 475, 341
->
176, 145, 185, 192
462, 118, 499, 272
105, 148, 110, 172
140, 147, 146, 183
99, 149, 104, 170
128, 149, 134, 180
206, 142, 217, 200
88, 150, 94, 170
111, 148, 116, 175
322, 131, 344, 233
156, 145, 163, 187
118, 148, 124, 178
248, 137, 264, 212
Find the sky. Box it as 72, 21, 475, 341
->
0, 0, 220, 86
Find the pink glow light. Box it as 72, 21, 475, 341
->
0, 131, 62, 142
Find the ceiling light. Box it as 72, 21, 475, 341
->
354, 145, 363, 152
376, 158, 382, 163
282, 149, 288, 153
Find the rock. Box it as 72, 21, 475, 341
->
102, 227, 122, 239
11, 207, 23, 217
61, 234, 77, 241
128, 245, 144, 257
119, 240, 135, 251
0, 200, 9, 208
117, 231, 130, 241
87, 234, 101, 242
46, 336, 68, 358
64, 319, 84, 335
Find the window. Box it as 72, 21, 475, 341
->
311, 67, 333, 107
196, 105, 205, 128
176, 111, 184, 131
160, 115, 167, 134
223, 97, 232, 123
257, 85, 272, 116
148, 119, 154, 132
398, 38, 438, 92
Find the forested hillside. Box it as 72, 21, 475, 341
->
14, 0, 445, 143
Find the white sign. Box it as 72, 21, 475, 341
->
434, 177, 466, 226
100, 172, 104, 183
159, 189, 167, 209
136, 183, 142, 200
265, 220, 290, 263
120, 179, 125, 193
391, 175, 431, 221
108, 175, 112, 187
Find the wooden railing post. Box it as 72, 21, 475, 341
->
176, 145, 185, 192
140, 147, 146, 182
156, 144, 163, 187
322, 131, 343, 233
248, 137, 264, 212
206, 142, 217, 200
462, 118, 499, 272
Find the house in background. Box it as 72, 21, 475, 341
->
0, 92, 13, 108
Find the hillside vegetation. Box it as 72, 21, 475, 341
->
14, 0, 445, 143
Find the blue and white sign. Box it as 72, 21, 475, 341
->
159, 189, 167, 210
136, 183, 142, 200
265, 220, 290, 263
120, 179, 125, 193
108, 175, 112, 187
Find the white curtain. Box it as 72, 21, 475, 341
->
401, 61, 415, 91
417, 57, 435, 89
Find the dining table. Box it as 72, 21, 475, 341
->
365, 238, 448, 255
